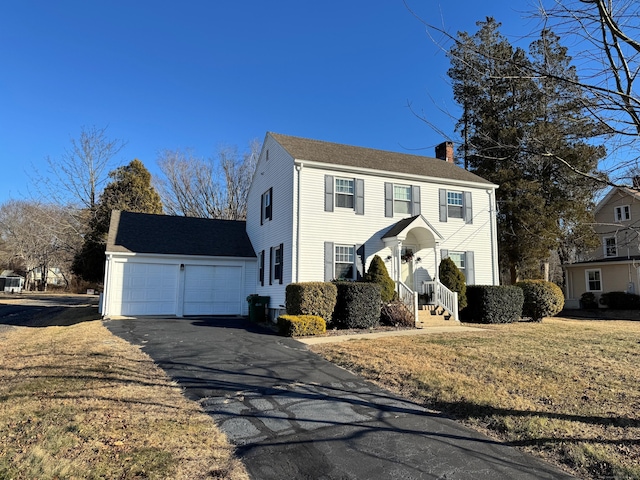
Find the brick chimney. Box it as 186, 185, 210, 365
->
435, 141, 454, 164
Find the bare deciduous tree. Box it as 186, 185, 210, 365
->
0, 201, 80, 290
155, 140, 259, 220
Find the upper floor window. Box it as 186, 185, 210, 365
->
393, 185, 412, 215
586, 269, 602, 292
335, 178, 354, 208
604, 237, 617, 257
261, 188, 272, 224
439, 189, 472, 224
447, 191, 464, 219
335, 245, 355, 280
615, 205, 630, 222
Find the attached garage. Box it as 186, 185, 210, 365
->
102, 211, 257, 318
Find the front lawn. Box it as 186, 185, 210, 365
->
312, 318, 640, 480
0, 307, 248, 480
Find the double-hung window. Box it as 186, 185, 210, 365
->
393, 185, 412, 215
335, 178, 354, 208
603, 237, 617, 258
615, 205, 630, 222
447, 191, 464, 219
335, 245, 355, 280
586, 269, 602, 292
271, 244, 283, 284
448, 251, 466, 272
261, 188, 272, 224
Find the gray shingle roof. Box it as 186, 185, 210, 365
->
270, 133, 494, 185
107, 211, 256, 258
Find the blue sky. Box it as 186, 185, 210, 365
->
0, 1, 538, 205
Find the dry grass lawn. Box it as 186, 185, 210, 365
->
0, 306, 248, 480
312, 318, 640, 480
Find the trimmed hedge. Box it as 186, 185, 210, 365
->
516, 280, 565, 322
463, 285, 523, 324
333, 282, 381, 329
599, 291, 640, 310
364, 255, 396, 303
277, 315, 326, 337
285, 282, 337, 323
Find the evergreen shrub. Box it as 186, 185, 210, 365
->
285, 282, 337, 324
463, 285, 523, 324
364, 255, 396, 303
277, 315, 326, 337
439, 257, 467, 309
599, 291, 640, 310
516, 280, 565, 322
333, 282, 381, 329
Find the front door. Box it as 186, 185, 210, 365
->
401, 246, 415, 290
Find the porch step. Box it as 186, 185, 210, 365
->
416, 306, 459, 328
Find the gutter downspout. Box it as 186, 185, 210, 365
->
295, 163, 303, 283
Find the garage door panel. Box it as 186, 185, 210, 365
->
183, 265, 242, 315
119, 263, 178, 316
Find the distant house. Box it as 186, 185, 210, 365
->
0, 271, 24, 293
101, 133, 499, 319
27, 267, 66, 289
563, 186, 640, 308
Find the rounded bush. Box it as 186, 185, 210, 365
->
515, 280, 564, 322
439, 257, 467, 309
285, 282, 337, 323
364, 255, 396, 303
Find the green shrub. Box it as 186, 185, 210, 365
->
516, 280, 565, 322
599, 291, 640, 309
277, 315, 326, 337
380, 301, 415, 327
463, 285, 523, 324
580, 292, 598, 309
439, 257, 467, 309
285, 282, 338, 323
364, 255, 396, 303
333, 282, 381, 329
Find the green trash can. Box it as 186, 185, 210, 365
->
247, 295, 269, 322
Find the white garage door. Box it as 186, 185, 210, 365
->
111, 262, 179, 316
183, 265, 242, 315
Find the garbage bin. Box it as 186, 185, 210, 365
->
247, 295, 270, 322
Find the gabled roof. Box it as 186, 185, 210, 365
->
382, 214, 444, 242
107, 211, 256, 258
269, 133, 495, 186
595, 186, 640, 214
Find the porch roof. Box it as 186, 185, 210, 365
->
382, 215, 443, 243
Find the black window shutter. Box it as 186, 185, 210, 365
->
260, 192, 264, 225
279, 243, 284, 284
269, 247, 273, 285
259, 250, 265, 286
267, 187, 273, 220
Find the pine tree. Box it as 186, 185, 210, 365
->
73, 159, 163, 282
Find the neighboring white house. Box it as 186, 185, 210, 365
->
247, 133, 499, 319
101, 132, 499, 319
563, 186, 640, 308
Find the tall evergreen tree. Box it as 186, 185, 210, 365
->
448, 19, 605, 282
73, 159, 163, 282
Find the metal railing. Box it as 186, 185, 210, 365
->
422, 280, 459, 322
396, 281, 418, 326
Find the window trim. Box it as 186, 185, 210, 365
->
272, 244, 283, 285
334, 244, 355, 280
447, 191, 464, 219
614, 205, 630, 222
603, 236, 617, 258
585, 269, 602, 292
448, 251, 466, 271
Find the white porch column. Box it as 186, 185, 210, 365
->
396, 240, 403, 291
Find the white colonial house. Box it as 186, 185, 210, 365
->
101, 132, 499, 319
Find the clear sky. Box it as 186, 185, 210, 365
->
0, 0, 538, 205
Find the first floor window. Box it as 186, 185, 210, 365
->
271, 244, 283, 284
447, 191, 464, 219
393, 185, 411, 215
335, 178, 354, 208
603, 237, 617, 257
335, 245, 355, 280
586, 269, 602, 292
448, 251, 466, 271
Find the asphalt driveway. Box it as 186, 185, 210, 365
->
105, 316, 574, 480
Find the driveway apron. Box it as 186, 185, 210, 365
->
105, 316, 574, 480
